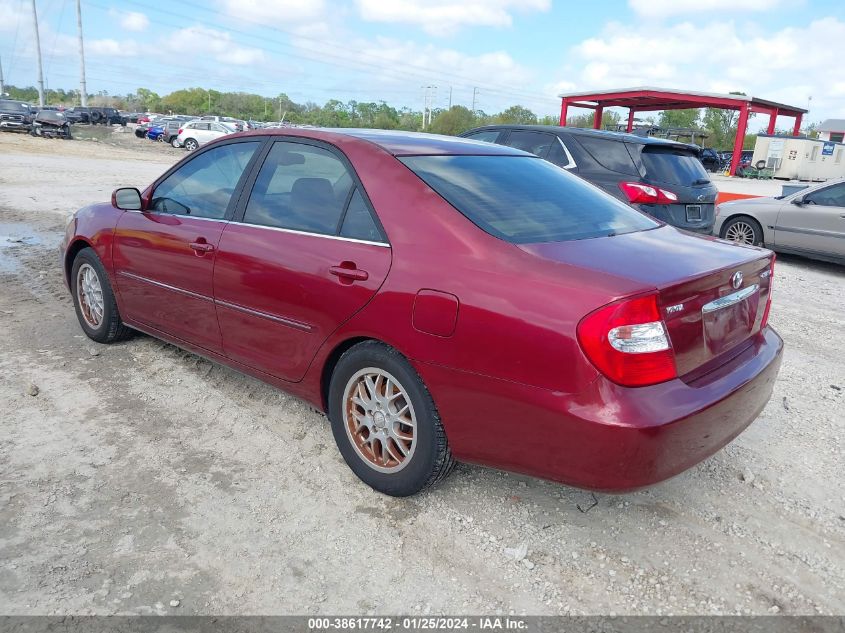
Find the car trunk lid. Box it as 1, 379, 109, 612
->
519, 226, 774, 379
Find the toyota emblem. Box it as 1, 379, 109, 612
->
731, 271, 743, 289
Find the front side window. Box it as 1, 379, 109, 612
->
401, 155, 658, 243
546, 138, 572, 168
805, 182, 845, 207
243, 142, 355, 235
150, 141, 260, 218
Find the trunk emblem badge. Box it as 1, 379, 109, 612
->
666, 303, 684, 315
731, 271, 743, 289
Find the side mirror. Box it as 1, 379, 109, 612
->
791, 196, 804, 206
112, 187, 143, 211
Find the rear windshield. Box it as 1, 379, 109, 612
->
400, 155, 658, 244
640, 147, 709, 186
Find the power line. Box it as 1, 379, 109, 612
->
80, 0, 557, 110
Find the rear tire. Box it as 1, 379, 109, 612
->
721, 216, 763, 246
170, 137, 181, 148
184, 138, 198, 151
328, 341, 455, 497
70, 248, 133, 344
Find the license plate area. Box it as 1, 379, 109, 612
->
686, 204, 702, 221
701, 284, 759, 355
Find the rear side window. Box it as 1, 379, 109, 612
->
401, 155, 658, 244
340, 189, 383, 242
463, 130, 501, 143
640, 147, 709, 186
244, 142, 354, 235
546, 138, 571, 167
574, 137, 638, 175
503, 131, 555, 158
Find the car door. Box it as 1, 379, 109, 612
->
213, 139, 392, 382
112, 138, 264, 353
774, 182, 845, 257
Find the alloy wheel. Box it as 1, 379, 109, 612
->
725, 221, 756, 245
343, 368, 416, 473
76, 263, 104, 329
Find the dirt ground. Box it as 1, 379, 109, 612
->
0, 131, 843, 617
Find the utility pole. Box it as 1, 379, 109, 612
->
30, 0, 46, 107
448, 86, 452, 109
0, 56, 5, 96
76, 0, 88, 106
421, 85, 434, 130
278, 96, 282, 121
471, 87, 479, 113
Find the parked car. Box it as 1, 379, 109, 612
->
461, 125, 718, 234
0, 99, 34, 131
60, 128, 782, 496
64, 107, 126, 125
714, 178, 845, 264
176, 120, 235, 151
146, 124, 167, 142
698, 147, 723, 172
134, 122, 151, 138
30, 110, 72, 139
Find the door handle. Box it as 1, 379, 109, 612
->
329, 264, 368, 282
189, 241, 214, 253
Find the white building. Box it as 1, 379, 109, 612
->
752, 134, 845, 181
817, 119, 845, 142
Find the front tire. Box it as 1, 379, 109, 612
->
721, 216, 763, 246
328, 341, 455, 497
183, 138, 198, 151
70, 248, 133, 344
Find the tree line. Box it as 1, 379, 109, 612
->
3, 84, 773, 147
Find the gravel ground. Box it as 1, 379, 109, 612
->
0, 132, 843, 617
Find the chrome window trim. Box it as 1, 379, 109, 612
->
124, 209, 229, 223
556, 137, 577, 170
701, 284, 759, 314
232, 221, 391, 248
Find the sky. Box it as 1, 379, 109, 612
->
1, 0, 844, 129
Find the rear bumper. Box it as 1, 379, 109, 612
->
419, 326, 783, 491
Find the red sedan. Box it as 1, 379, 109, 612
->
60, 128, 783, 496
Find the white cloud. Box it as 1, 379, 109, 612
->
629, 0, 784, 19
87, 39, 140, 57
163, 26, 265, 66
355, 0, 550, 36
556, 17, 843, 126
220, 0, 325, 26
120, 11, 150, 32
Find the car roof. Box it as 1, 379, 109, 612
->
465, 124, 697, 150
233, 127, 529, 157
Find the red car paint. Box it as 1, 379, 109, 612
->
61, 128, 783, 491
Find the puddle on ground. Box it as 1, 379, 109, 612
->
0, 222, 43, 273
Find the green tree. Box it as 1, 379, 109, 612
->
658, 108, 701, 129
429, 105, 477, 136
494, 105, 537, 125
565, 110, 621, 129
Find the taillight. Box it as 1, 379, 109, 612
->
177, 128, 183, 135
761, 255, 775, 329
619, 181, 678, 205
577, 293, 677, 387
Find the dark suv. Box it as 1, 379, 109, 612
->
65, 107, 126, 125
460, 125, 718, 233
0, 99, 34, 132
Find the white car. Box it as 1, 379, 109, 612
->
176, 121, 236, 151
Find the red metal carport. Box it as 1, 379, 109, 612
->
558, 87, 807, 176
